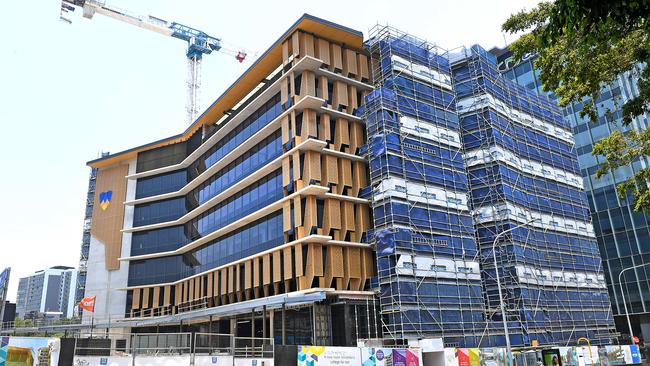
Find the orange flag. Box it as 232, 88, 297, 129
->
79, 296, 96, 313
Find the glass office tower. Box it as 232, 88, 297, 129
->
494, 47, 650, 340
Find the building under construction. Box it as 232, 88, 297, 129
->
451, 45, 614, 345
79, 15, 615, 348
362, 25, 614, 346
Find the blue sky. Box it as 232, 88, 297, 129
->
0, 0, 537, 302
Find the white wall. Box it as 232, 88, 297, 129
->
83, 158, 136, 323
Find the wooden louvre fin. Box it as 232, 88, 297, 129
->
273, 250, 282, 283
163, 285, 171, 306
333, 118, 350, 152
220, 269, 228, 296
348, 247, 362, 290
281, 115, 290, 146
195, 277, 201, 300
319, 112, 331, 142
244, 260, 252, 290
283, 200, 292, 233
338, 158, 353, 194
303, 196, 317, 233
299, 32, 315, 58
282, 39, 289, 63
355, 203, 371, 242
341, 200, 356, 240
302, 109, 318, 139
235, 265, 242, 302
289, 72, 296, 103
175, 283, 182, 306
228, 266, 235, 296
292, 151, 301, 184
207, 272, 213, 298
294, 243, 304, 277
263, 253, 271, 297
351, 160, 367, 197
280, 75, 289, 106
332, 81, 348, 110
283, 247, 293, 280
347, 85, 358, 114
302, 151, 321, 184
357, 53, 369, 81
282, 156, 291, 188
132, 288, 141, 310
293, 196, 303, 230
322, 198, 341, 235
300, 71, 316, 98
322, 154, 338, 186
350, 121, 363, 155
291, 32, 300, 59
316, 38, 330, 65
342, 49, 358, 78
329, 43, 343, 71
142, 287, 150, 310
152, 287, 160, 308
253, 257, 261, 298
324, 245, 344, 289
188, 278, 195, 301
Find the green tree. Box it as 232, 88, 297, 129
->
502, 0, 650, 211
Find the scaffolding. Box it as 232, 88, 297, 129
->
450, 45, 616, 346
362, 25, 488, 347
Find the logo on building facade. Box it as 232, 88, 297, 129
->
99, 190, 113, 210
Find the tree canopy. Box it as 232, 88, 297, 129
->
502, 0, 650, 211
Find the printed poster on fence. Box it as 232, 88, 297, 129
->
361, 348, 421, 366
298, 346, 361, 366
456, 348, 480, 366
602, 345, 642, 365
0, 337, 60, 366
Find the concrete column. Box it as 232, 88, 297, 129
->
270, 309, 275, 342
262, 305, 267, 338
251, 309, 256, 338
230, 318, 237, 336
281, 304, 286, 345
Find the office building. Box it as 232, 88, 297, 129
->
2, 302, 16, 323
493, 47, 650, 340
15, 266, 78, 319
84, 15, 614, 347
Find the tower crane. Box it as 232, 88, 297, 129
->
60, 0, 250, 125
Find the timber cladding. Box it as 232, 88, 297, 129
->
127, 27, 375, 318
129, 243, 375, 317
91, 163, 129, 270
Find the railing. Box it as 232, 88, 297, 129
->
234, 336, 274, 358
70, 333, 274, 359
132, 332, 192, 355
194, 333, 234, 355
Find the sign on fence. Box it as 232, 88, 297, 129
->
297, 346, 360, 366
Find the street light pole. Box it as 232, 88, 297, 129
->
618, 263, 650, 342
492, 218, 537, 366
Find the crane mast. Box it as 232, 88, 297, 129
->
60, 0, 249, 124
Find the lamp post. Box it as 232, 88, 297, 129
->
492, 218, 537, 366
618, 263, 650, 342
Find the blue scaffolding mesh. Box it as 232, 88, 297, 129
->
363, 25, 615, 348
451, 44, 615, 346
363, 25, 488, 347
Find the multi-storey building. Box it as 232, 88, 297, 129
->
362, 26, 487, 347
492, 47, 650, 341
452, 45, 614, 345
85, 14, 377, 346
15, 266, 77, 319
84, 14, 615, 347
